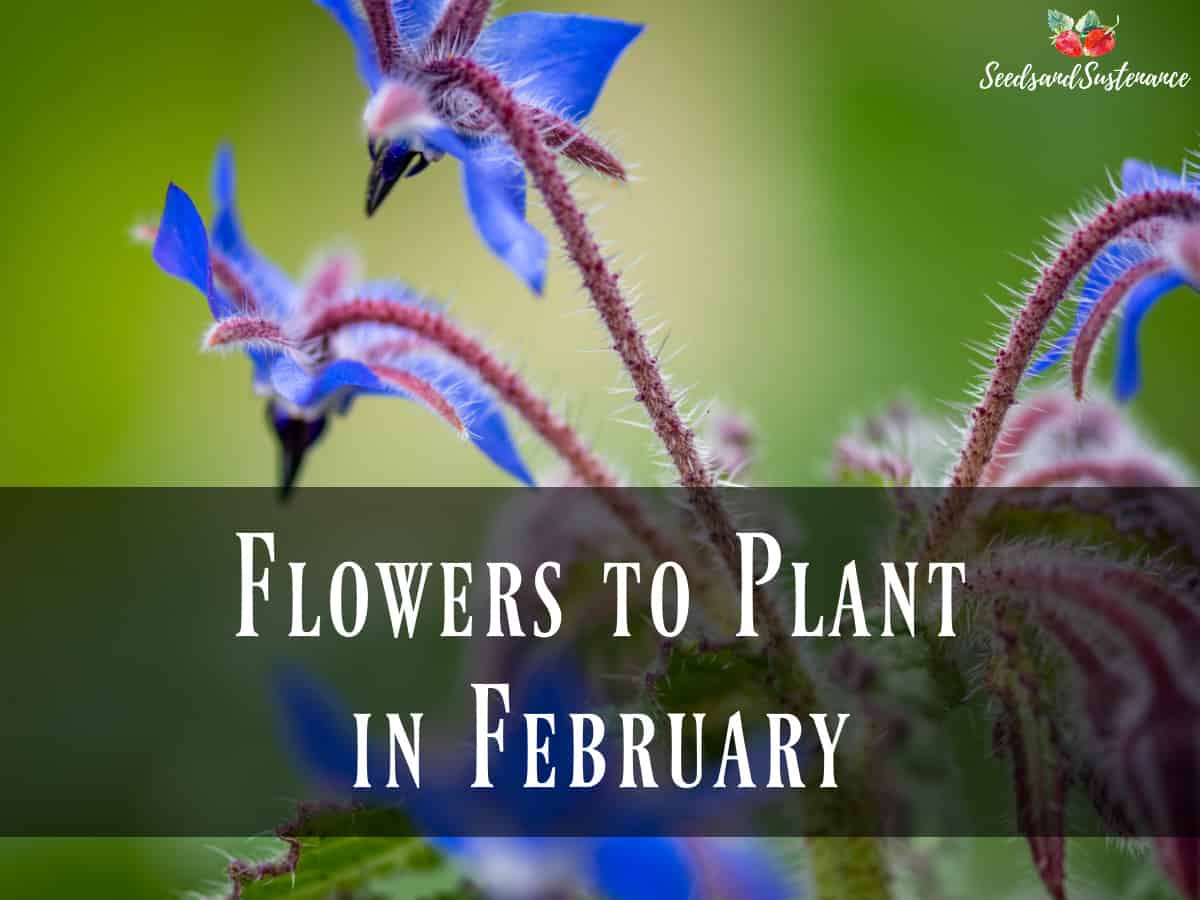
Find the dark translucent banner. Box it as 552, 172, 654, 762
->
1, 488, 1197, 837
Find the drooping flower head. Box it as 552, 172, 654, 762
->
144, 146, 533, 494
1030, 156, 1200, 402
314, 0, 643, 294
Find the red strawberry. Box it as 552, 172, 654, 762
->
1053, 30, 1083, 57
1084, 26, 1116, 57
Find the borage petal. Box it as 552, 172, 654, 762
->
590, 838, 694, 900
475, 13, 644, 121
391, 0, 448, 51
204, 316, 294, 353
153, 185, 210, 296
399, 353, 535, 485
1029, 242, 1149, 375
211, 146, 295, 315
275, 667, 363, 790
1114, 269, 1187, 402
429, 129, 547, 295
268, 355, 533, 484
152, 184, 235, 319
1122, 158, 1188, 195
312, 0, 385, 90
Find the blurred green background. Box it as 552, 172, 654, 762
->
1, 0, 1196, 895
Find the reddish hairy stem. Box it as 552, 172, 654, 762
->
205, 316, 290, 350
1071, 258, 1171, 399
433, 57, 806, 682
927, 190, 1200, 554
301, 254, 357, 316
361, 0, 402, 73
211, 259, 257, 312
306, 300, 683, 565
371, 364, 465, 432
427, 0, 493, 53
363, 335, 434, 360
430, 59, 708, 484
525, 106, 627, 180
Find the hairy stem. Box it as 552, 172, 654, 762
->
1071, 258, 1170, 399
435, 58, 706, 487
926, 190, 1200, 555
306, 300, 683, 564
434, 57, 809, 684
361, 0, 402, 73
427, 0, 493, 53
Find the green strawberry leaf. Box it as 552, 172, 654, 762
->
1047, 9, 1075, 33
1075, 9, 1103, 33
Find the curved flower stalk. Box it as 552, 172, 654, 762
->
969, 550, 1200, 900
925, 156, 1200, 554
1030, 158, 1200, 402
277, 666, 799, 900
315, 0, 641, 294
316, 4, 770, 648
299, 297, 687, 565
145, 147, 540, 492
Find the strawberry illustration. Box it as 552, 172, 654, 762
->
1047, 10, 1083, 56
1054, 29, 1084, 57
1084, 17, 1119, 57
1047, 10, 1118, 60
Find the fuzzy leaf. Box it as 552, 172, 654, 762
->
1075, 9, 1102, 33
1047, 9, 1075, 32
216, 808, 465, 900
989, 605, 1067, 900
650, 642, 771, 728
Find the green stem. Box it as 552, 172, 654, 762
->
807, 837, 893, 900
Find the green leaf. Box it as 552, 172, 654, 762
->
1047, 9, 1075, 33
1075, 9, 1103, 33
238, 838, 457, 900
209, 807, 468, 900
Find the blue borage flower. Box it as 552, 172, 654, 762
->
147, 146, 534, 493
313, 0, 643, 294
1031, 157, 1200, 401
278, 663, 798, 900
